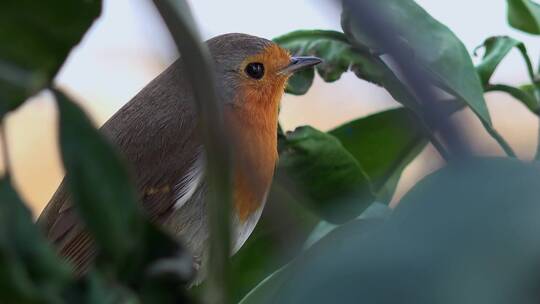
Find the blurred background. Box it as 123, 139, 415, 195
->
4, 0, 539, 213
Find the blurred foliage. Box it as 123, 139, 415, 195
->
0, 178, 70, 303
263, 158, 540, 304
1, 0, 540, 304
0, 0, 101, 117
507, 0, 540, 34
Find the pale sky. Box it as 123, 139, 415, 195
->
55, 0, 540, 130
6, 0, 540, 211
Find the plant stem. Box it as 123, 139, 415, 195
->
481, 120, 516, 158
535, 122, 540, 161
425, 132, 451, 161
153, 1, 232, 303
1, 121, 11, 179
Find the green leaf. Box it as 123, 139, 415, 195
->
277, 126, 375, 223
274, 30, 361, 94
303, 202, 391, 250
238, 265, 288, 304
54, 89, 192, 300
330, 108, 427, 202
0, 0, 101, 115
272, 158, 540, 303
342, 0, 492, 126
0, 178, 70, 303
55, 89, 145, 268
475, 36, 536, 86
240, 203, 388, 304
283, 68, 314, 95
507, 0, 540, 34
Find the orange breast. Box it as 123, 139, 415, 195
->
226, 101, 279, 221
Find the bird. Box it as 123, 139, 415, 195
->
37, 33, 321, 279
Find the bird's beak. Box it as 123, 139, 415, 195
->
279, 56, 322, 75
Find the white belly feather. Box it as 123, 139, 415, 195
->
173, 152, 267, 255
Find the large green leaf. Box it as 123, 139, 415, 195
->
342, 0, 492, 127
239, 202, 390, 304
277, 126, 375, 223
330, 108, 427, 202
0, 0, 101, 116
507, 0, 540, 34
54, 89, 190, 287
0, 178, 70, 303
271, 158, 540, 303
55, 89, 145, 268
475, 36, 536, 86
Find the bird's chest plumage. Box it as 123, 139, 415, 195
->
228, 111, 278, 252
168, 102, 279, 257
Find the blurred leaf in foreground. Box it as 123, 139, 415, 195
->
53, 89, 192, 299
507, 0, 540, 34
342, 0, 492, 127
273, 158, 540, 304
239, 202, 390, 304
55, 89, 146, 272
0, 0, 101, 116
0, 178, 70, 303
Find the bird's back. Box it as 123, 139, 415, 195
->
37, 58, 206, 274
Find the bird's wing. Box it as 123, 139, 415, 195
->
37, 59, 204, 274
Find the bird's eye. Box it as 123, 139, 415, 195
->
245, 62, 265, 79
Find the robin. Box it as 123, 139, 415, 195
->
37, 33, 321, 278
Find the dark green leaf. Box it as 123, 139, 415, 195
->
62, 271, 141, 304
237, 265, 287, 304
0, 0, 101, 115
475, 36, 536, 86
330, 108, 427, 202
0, 178, 70, 303
242, 217, 385, 304
342, 0, 492, 126
54, 89, 192, 300
273, 158, 540, 303
277, 126, 375, 223
284, 68, 314, 95
507, 0, 540, 34
55, 89, 145, 268
303, 202, 391, 249
240, 202, 388, 304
